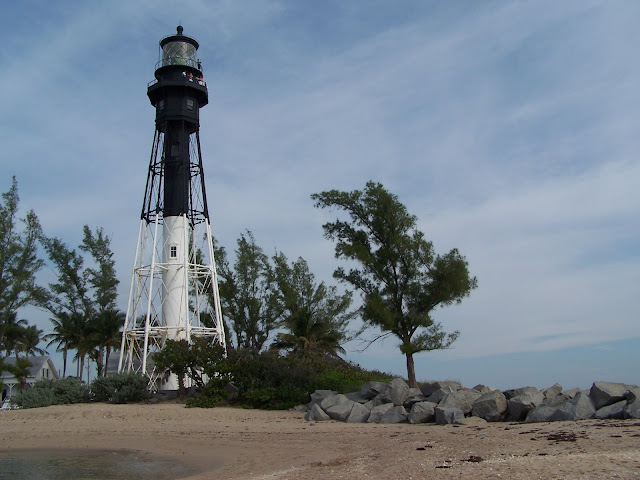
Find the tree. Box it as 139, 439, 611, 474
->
270, 252, 355, 357
214, 231, 280, 352
44, 312, 77, 377
80, 227, 121, 377
0, 177, 46, 352
312, 182, 477, 387
21, 325, 46, 358
43, 227, 121, 380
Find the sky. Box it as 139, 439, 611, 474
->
1, 0, 638, 390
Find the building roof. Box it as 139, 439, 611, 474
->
1, 355, 58, 379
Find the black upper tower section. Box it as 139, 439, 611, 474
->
148, 25, 208, 131
146, 26, 209, 218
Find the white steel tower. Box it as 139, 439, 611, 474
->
118, 26, 226, 390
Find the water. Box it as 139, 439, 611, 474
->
0, 449, 197, 480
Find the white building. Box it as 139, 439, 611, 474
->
1, 356, 60, 400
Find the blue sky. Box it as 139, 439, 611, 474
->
2, 0, 638, 390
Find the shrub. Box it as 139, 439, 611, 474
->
91, 373, 150, 403
13, 377, 90, 409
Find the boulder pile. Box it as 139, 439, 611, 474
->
302, 379, 640, 424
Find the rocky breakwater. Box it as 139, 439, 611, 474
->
303, 379, 640, 424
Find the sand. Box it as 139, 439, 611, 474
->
1, 402, 639, 479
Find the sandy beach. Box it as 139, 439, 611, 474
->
1, 402, 639, 479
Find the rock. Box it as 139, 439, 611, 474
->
472, 390, 507, 422
507, 389, 545, 421
420, 380, 462, 397
525, 404, 558, 423
347, 402, 370, 423
623, 388, 640, 419
408, 401, 438, 424
426, 387, 456, 404
550, 392, 596, 421
381, 378, 410, 406
439, 388, 482, 415
435, 406, 464, 425
223, 382, 240, 400
310, 390, 338, 407
403, 390, 428, 408
367, 403, 395, 423
624, 398, 640, 419
325, 399, 356, 422
292, 404, 309, 412
541, 383, 563, 400
360, 381, 389, 400
379, 405, 408, 424
594, 400, 627, 420
590, 382, 630, 409
472, 384, 494, 394
319, 393, 350, 411
562, 388, 581, 399
305, 403, 330, 422
344, 391, 369, 404
364, 395, 386, 410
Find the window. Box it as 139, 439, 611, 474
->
170, 245, 177, 258
158, 99, 165, 110
186, 98, 194, 111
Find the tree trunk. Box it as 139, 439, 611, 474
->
405, 351, 417, 388
62, 349, 67, 378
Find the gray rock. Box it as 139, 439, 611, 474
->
305, 403, 330, 422
309, 389, 338, 406
439, 388, 482, 415
426, 387, 456, 404
562, 388, 581, 399
550, 392, 596, 421
595, 400, 628, 420
319, 393, 350, 411
435, 406, 464, 425
382, 378, 410, 406
472, 384, 494, 394
360, 381, 389, 400
344, 391, 369, 404
507, 390, 545, 421
367, 403, 395, 423
292, 404, 309, 412
590, 382, 630, 409
472, 390, 507, 421
408, 401, 438, 424
420, 380, 462, 397
404, 390, 428, 408
525, 405, 558, 422
541, 383, 563, 400
379, 405, 408, 424
347, 402, 370, 423
325, 399, 356, 422
624, 398, 640, 419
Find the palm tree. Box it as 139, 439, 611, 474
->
44, 312, 76, 377
88, 308, 124, 376
270, 254, 354, 358
22, 325, 46, 358
1, 314, 28, 359
272, 307, 347, 357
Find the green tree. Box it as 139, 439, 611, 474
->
1, 314, 27, 358
0, 178, 46, 352
43, 312, 77, 377
22, 325, 46, 358
215, 231, 279, 352
270, 252, 355, 357
42, 236, 93, 379
312, 182, 477, 387
7, 357, 33, 393
80, 226, 120, 377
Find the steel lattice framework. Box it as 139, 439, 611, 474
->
118, 26, 226, 390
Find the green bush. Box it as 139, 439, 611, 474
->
13, 377, 90, 409
90, 373, 150, 404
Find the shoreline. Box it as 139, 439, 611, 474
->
1, 403, 639, 479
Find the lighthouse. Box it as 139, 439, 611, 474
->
118, 26, 226, 390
